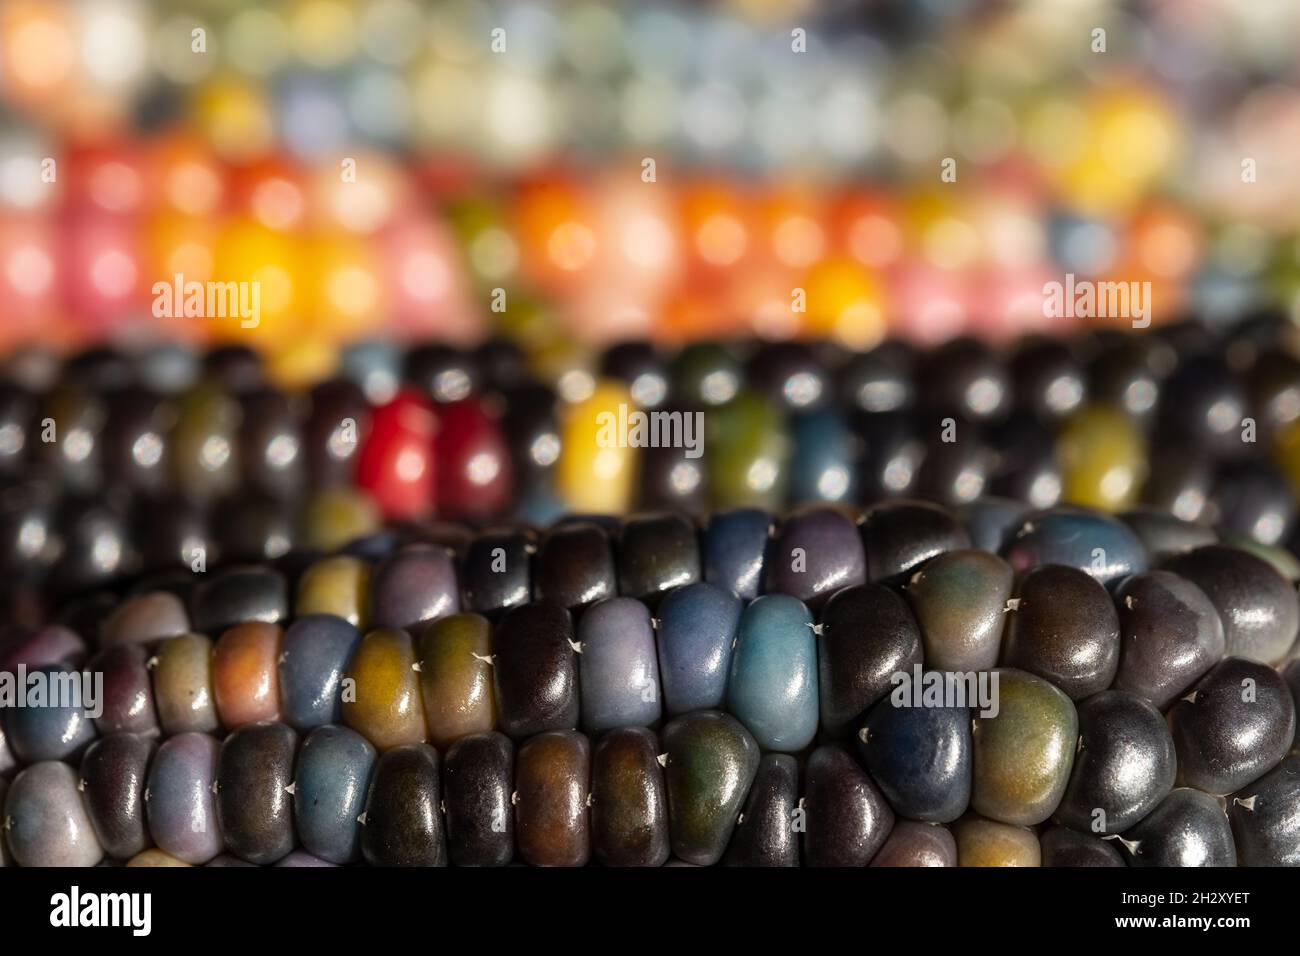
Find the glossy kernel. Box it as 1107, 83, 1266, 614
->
727, 594, 819, 753
515, 730, 591, 867
279, 614, 363, 731
87, 644, 159, 737
1162, 545, 1299, 663
212, 621, 283, 729
4, 761, 104, 867
296, 555, 370, 629
1, 663, 97, 763
1113, 570, 1225, 710
617, 512, 701, 604
971, 669, 1078, 826
443, 731, 514, 867
491, 603, 578, 739
1168, 657, 1296, 795
702, 507, 772, 600
656, 582, 741, 717
1056, 691, 1176, 834
1228, 754, 1300, 866
415, 613, 496, 749
1119, 788, 1236, 867
859, 689, 971, 823
361, 743, 447, 866
368, 543, 460, 632
1000, 564, 1121, 700
79, 733, 154, 861
870, 821, 957, 867
578, 597, 661, 732
215, 721, 298, 865
765, 506, 866, 612
591, 727, 670, 868
906, 549, 1013, 673
146, 732, 223, 864
152, 633, 219, 735
1002, 506, 1148, 588
662, 710, 759, 866
953, 815, 1041, 867
342, 628, 429, 752
724, 753, 799, 867
817, 583, 923, 738
802, 744, 895, 867
293, 724, 376, 864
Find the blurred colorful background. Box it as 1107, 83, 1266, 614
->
7, 0, 1300, 627
2, 0, 1300, 383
